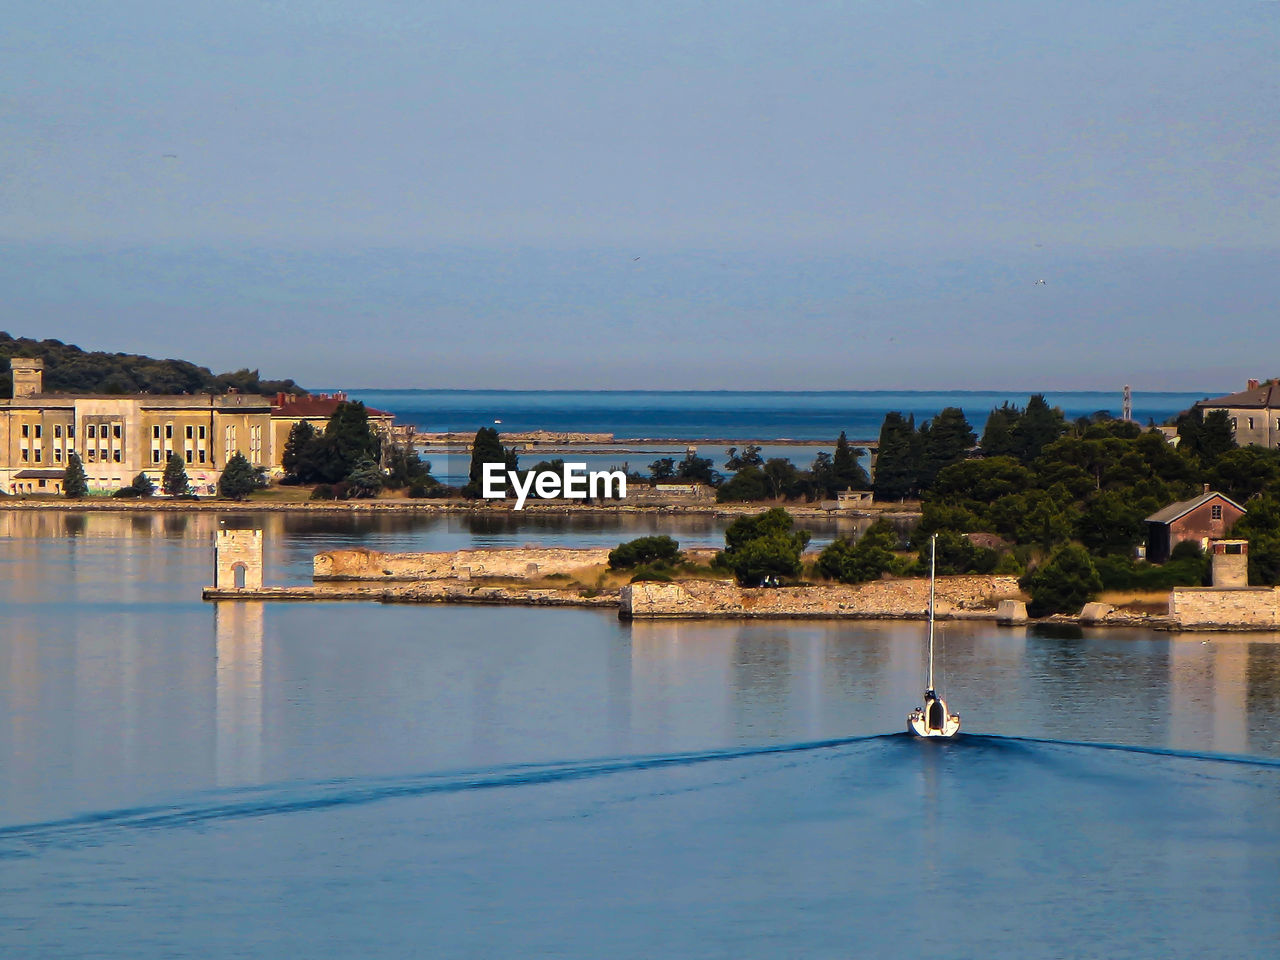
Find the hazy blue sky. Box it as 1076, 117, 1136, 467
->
1, 2, 1275, 390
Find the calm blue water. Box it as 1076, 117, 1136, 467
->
2, 511, 1278, 957
347, 389, 1213, 441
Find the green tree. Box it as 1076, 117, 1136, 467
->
817, 520, 900, 583
762, 458, 803, 499
161, 452, 191, 497
463, 427, 517, 498
1012, 394, 1067, 463
115, 471, 155, 498
319, 402, 382, 483
675, 452, 720, 485
608, 535, 682, 569
724, 445, 764, 471
345, 458, 385, 498
1208, 446, 1280, 504
63, 451, 88, 498
831, 431, 871, 491
219, 451, 266, 500
1022, 544, 1103, 617
1177, 408, 1235, 467
717, 466, 770, 502
384, 442, 434, 491
980, 402, 1021, 457
719, 507, 811, 586
649, 457, 675, 481
874, 412, 923, 501
281, 421, 322, 483
918, 407, 976, 491
918, 529, 998, 575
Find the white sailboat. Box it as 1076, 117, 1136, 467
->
908, 533, 961, 738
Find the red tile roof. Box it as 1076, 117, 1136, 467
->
1197, 384, 1280, 410
270, 394, 393, 419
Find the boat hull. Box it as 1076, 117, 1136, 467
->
908, 696, 960, 738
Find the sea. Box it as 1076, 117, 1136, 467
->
344, 389, 1213, 441
1, 509, 1278, 958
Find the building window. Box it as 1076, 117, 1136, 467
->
152, 450, 162, 464
55, 448, 63, 463
165, 423, 173, 439
114, 423, 122, 439
55, 425, 63, 439
20, 449, 28, 462
198, 425, 206, 440
34, 449, 41, 463
199, 449, 206, 463
1230, 417, 1237, 431
34, 424, 42, 438
100, 448, 108, 461
21, 424, 29, 438
112, 450, 121, 463
185, 450, 193, 464
1248, 417, 1255, 430
87, 449, 96, 462
67, 424, 75, 439
88, 424, 97, 439
186, 425, 194, 439
1212, 504, 1223, 520
153, 425, 161, 439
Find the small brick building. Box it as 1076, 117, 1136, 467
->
1145, 488, 1246, 563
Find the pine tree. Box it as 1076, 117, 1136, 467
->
1012, 394, 1067, 463
980, 402, 1021, 457
63, 451, 88, 498
319, 402, 382, 482
218, 451, 266, 500
162, 452, 191, 496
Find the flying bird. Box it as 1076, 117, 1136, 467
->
1034, 279, 1046, 285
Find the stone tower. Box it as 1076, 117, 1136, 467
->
10, 358, 44, 398
1209, 539, 1248, 589
214, 528, 263, 590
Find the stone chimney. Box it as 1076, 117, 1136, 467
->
10, 357, 44, 398
1248, 378, 1260, 391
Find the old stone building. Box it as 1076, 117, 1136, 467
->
0, 360, 399, 494
1196, 379, 1280, 449
0, 359, 272, 494
1144, 487, 1246, 563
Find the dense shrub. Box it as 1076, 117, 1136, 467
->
609, 535, 681, 570
817, 520, 900, 583
1022, 544, 1103, 617
718, 508, 811, 587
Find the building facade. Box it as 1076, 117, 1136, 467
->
1144, 488, 1246, 564
1196, 379, 1280, 449
1, 359, 273, 494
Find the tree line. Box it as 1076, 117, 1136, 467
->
0, 333, 304, 397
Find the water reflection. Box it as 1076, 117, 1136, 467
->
215, 602, 264, 787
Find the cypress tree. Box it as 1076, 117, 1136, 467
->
873, 412, 923, 501
282, 421, 321, 482
919, 407, 976, 491
63, 451, 88, 498
464, 427, 517, 498
832, 431, 870, 491
162, 452, 191, 496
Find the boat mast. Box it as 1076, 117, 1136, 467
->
927, 533, 936, 692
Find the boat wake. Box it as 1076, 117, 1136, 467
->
0, 733, 896, 856
4, 732, 1276, 858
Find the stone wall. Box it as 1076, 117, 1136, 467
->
314, 547, 613, 581
620, 575, 1020, 620
1169, 587, 1280, 630
215, 529, 263, 590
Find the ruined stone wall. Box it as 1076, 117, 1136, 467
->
621, 576, 1020, 620
314, 547, 613, 581
1170, 587, 1280, 629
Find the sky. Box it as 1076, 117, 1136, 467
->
1, 1, 1276, 391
